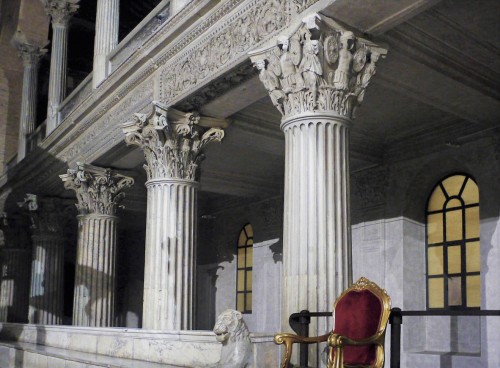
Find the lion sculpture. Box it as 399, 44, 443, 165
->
207, 309, 254, 368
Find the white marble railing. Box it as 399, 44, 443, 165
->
108, 0, 171, 72
58, 73, 93, 124
0, 323, 279, 367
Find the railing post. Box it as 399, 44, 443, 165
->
298, 310, 311, 367
389, 307, 402, 368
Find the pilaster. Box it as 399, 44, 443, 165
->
93, 0, 119, 88
122, 102, 225, 330
60, 163, 133, 327
11, 34, 47, 161
42, 0, 79, 134
250, 13, 386, 365
18, 194, 66, 325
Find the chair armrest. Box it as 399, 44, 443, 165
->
327, 332, 385, 368
327, 331, 383, 347
274, 333, 330, 368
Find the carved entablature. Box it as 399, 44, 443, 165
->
42, 0, 80, 26
18, 194, 65, 236
59, 163, 134, 216
249, 13, 387, 120
122, 102, 227, 181
159, 0, 288, 103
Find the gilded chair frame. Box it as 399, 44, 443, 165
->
274, 277, 391, 368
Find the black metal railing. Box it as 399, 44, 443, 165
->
288, 308, 500, 368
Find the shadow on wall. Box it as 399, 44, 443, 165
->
0, 146, 70, 325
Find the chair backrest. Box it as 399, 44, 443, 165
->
332, 277, 391, 366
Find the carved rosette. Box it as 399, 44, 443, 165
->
250, 13, 387, 120
18, 194, 65, 236
42, 0, 80, 26
59, 163, 134, 216
122, 101, 225, 181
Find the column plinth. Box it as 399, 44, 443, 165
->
122, 102, 225, 330
43, 0, 79, 134
250, 13, 387, 365
93, 0, 119, 88
60, 163, 133, 327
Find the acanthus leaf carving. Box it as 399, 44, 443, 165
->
18, 194, 66, 236
42, 0, 80, 26
59, 163, 134, 216
249, 13, 388, 120
122, 102, 226, 181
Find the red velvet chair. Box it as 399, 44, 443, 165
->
274, 277, 391, 368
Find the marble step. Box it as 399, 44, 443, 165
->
0, 341, 184, 368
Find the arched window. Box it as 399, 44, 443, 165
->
426, 174, 480, 310
236, 224, 253, 313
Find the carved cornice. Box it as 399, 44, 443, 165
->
250, 14, 387, 120
42, 0, 80, 26
175, 63, 258, 111
59, 163, 134, 216
17, 194, 65, 236
122, 102, 225, 181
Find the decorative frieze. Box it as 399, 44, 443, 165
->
250, 13, 387, 119
159, 0, 288, 103
122, 102, 225, 181
59, 163, 134, 216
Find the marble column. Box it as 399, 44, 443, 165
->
60, 163, 133, 327
93, 0, 119, 88
0, 214, 32, 323
11, 36, 46, 161
18, 195, 65, 325
250, 13, 387, 360
42, 0, 79, 134
122, 103, 225, 330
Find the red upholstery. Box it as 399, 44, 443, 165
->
332, 289, 382, 365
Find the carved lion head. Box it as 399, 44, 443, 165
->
213, 309, 250, 343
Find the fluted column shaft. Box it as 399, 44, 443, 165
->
60, 163, 133, 327
73, 214, 117, 327
29, 234, 64, 324
46, 22, 68, 133
0, 248, 31, 323
143, 179, 197, 330
281, 114, 351, 334
93, 0, 119, 88
18, 56, 41, 160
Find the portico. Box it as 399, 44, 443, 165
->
0, 0, 498, 367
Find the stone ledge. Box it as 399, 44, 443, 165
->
0, 341, 180, 368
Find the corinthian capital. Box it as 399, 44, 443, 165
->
18, 194, 65, 235
122, 101, 226, 181
42, 0, 79, 26
250, 13, 387, 119
11, 33, 47, 67
59, 163, 134, 216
